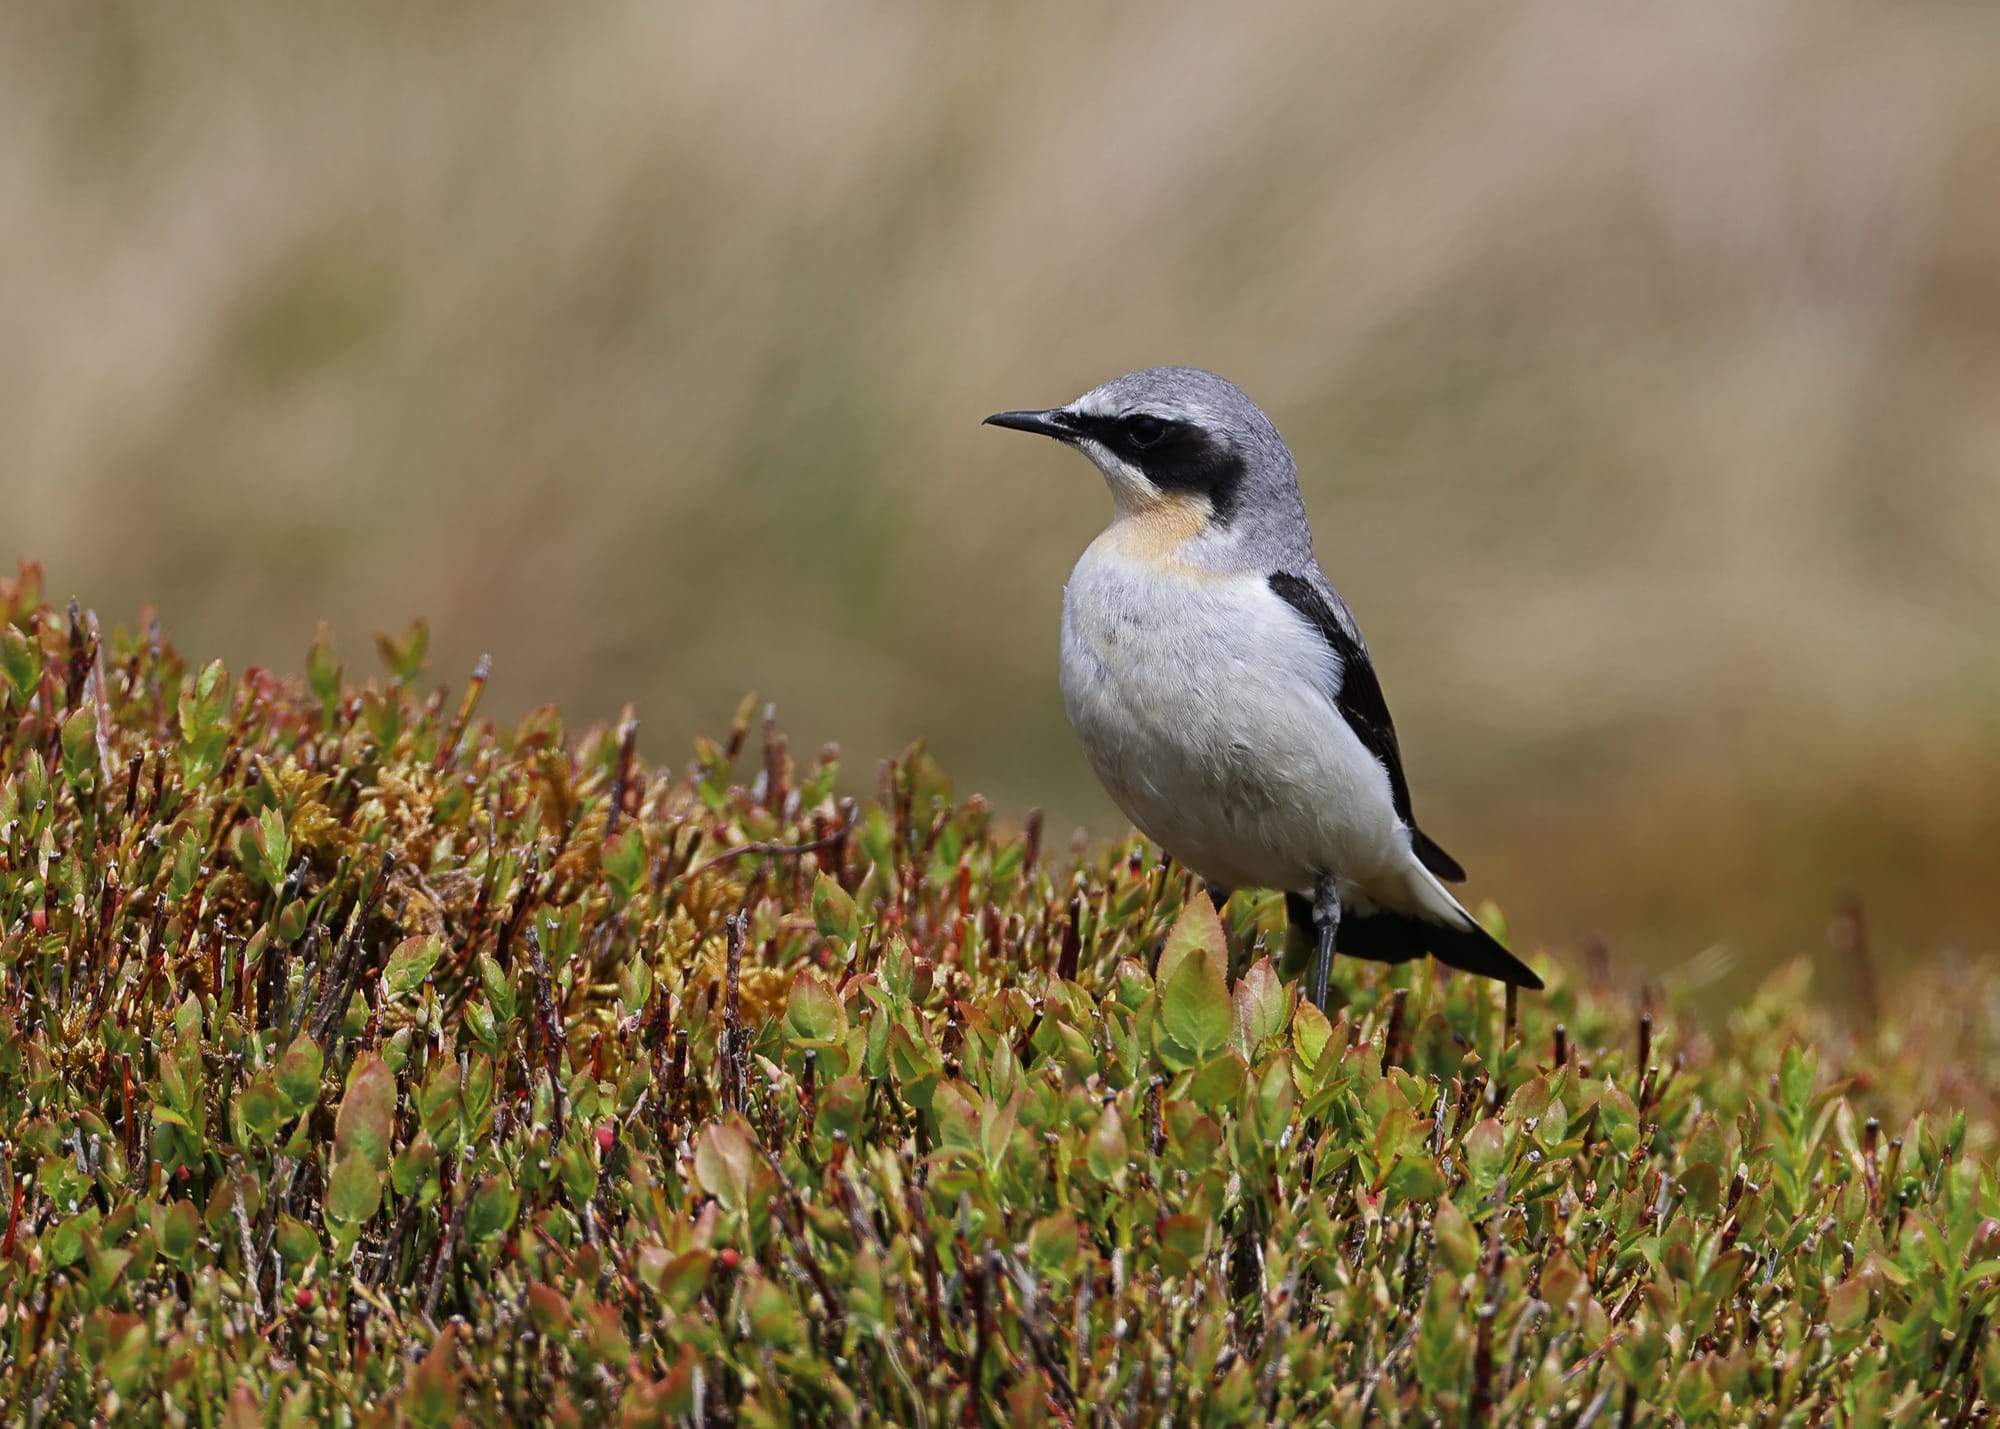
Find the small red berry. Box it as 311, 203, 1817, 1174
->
718, 1249, 741, 1270
595, 1125, 615, 1153
30, 909, 46, 934
295, 1288, 314, 1310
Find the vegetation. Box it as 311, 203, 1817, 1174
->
0, 562, 1995, 1424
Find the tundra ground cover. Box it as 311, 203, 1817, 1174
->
0, 565, 1994, 1424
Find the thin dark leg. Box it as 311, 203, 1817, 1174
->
1310, 875, 1342, 1010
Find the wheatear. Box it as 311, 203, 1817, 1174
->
986, 366, 1542, 1004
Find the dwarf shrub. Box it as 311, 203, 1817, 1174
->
0, 561, 1994, 1425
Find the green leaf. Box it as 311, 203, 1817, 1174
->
1233, 955, 1290, 1052
169, 828, 202, 901
844, 1245, 885, 1325
645, 1250, 712, 1311
558, 1139, 598, 1206
392, 1133, 441, 1201
50, 1210, 95, 1267
0, 624, 39, 707
1827, 1276, 1870, 1332
1293, 1000, 1334, 1072
527, 1282, 573, 1335
251, 806, 290, 890
306, 622, 341, 714
1465, 1116, 1507, 1197
157, 1200, 201, 1266
811, 873, 860, 952
478, 954, 516, 1023
1187, 1052, 1248, 1112
1161, 939, 1232, 1063
931, 1080, 979, 1153
1157, 887, 1228, 991
1086, 1105, 1127, 1184
1256, 1054, 1296, 1141
374, 619, 429, 681
1433, 1195, 1480, 1274
818, 1072, 868, 1143
462, 1056, 495, 1139
881, 933, 915, 1001
1779, 1043, 1817, 1123
1382, 1155, 1444, 1205
59, 707, 99, 791
323, 1153, 382, 1240
362, 685, 401, 750
231, 1078, 285, 1147
465, 1172, 519, 1243
275, 1214, 318, 1267
274, 1036, 323, 1118
1598, 1081, 1640, 1155
417, 1060, 462, 1144
382, 935, 442, 1002
1028, 1214, 1082, 1279
694, 1121, 756, 1212
602, 827, 648, 902
334, 1053, 397, 1176
785, 969, 847, 1045
177, 660, 231, 785
1114, 958, 1154, 1010
744, 1275, 802, 1348
1156, 1214, 1207, 1276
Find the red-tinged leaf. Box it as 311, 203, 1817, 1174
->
786, 968, 847, 1044
1233, 955, 1290, 1052
694, 1120, 756, 1212
1028, 1213, 1082, 1277
404, 1325, 459, 1428
1087, 1105, 1128, 1184
1826, 1276, 1870, 1332
1157, 888, 1228, 991
526, 1282, 573, 1335
640, 1249, 712, 1311
334, 1053, 397, 1175
1157, 1214, 1207, 1276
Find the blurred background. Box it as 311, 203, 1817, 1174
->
6, 3, 1998, 990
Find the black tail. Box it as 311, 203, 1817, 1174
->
1285, 893, 1543, 990
1410, 828, 1466, 883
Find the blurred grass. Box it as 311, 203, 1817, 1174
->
5, 1, 1999, 983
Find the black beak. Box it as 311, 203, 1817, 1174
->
983, 408, 1074, 439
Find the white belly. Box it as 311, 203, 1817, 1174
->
1059, 538, 1409, 898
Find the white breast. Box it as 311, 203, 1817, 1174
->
1059, 534, 1409, 898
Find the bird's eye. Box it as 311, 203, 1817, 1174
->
1125, 416, 1168, 449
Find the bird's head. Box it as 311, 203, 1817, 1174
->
985, 368, 1303, 558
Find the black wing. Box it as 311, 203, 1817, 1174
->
1267, 571, 1466, 883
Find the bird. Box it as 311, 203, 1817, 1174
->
984, 366, 1542, 1004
